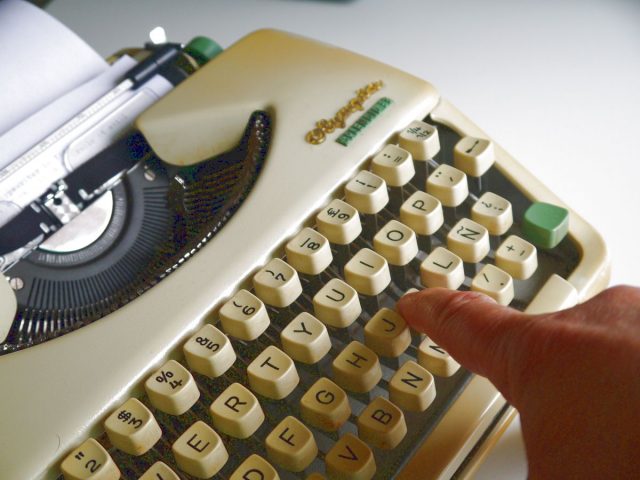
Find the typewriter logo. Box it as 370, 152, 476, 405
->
305, 81, 389, 146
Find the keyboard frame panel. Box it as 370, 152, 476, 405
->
0, 30, 610, 480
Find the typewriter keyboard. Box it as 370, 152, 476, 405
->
58, 119, 580, 480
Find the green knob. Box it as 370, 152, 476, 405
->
522, 202, 569, 249
184, 36, 223, 66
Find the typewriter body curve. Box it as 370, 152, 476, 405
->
0, 30, 438, 479
0, 30, 609, 480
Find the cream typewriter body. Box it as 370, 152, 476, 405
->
0, 30, 609, 479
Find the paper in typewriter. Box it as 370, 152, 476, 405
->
0, 0, 107, 163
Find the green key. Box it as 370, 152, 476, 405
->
522, 202, 569, 249
184, 36, 223, 66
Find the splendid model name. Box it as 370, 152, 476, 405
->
305, 81, 384, 145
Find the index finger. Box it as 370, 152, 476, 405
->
397, 288, 531, 399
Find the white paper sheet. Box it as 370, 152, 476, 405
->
0, 56, 135, 171
0, 0, 107, 136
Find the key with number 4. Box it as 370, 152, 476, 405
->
145, 360, 200, 415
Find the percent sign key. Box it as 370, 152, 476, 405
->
145, 360, 200, 415
156, 369, 183, 390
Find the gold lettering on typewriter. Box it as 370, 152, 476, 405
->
305, 81, 384, 145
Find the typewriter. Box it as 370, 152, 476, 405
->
0, 29, 609, 479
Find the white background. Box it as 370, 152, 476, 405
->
46, 1, 640, 477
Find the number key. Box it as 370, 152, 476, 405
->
183, 324, 236, 378
285, 227, 332, 275
104, 398, 161, 455
60, 438, 120, 480
253, 258, 302, 307
219, 289, 270, 340
316, 199, 362, 245
145, 360, 200, 415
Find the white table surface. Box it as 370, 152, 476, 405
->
46, 1, 640, 478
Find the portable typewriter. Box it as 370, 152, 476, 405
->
0, 29, 609, 479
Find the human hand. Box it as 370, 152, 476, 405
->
397, 286, 640, 479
